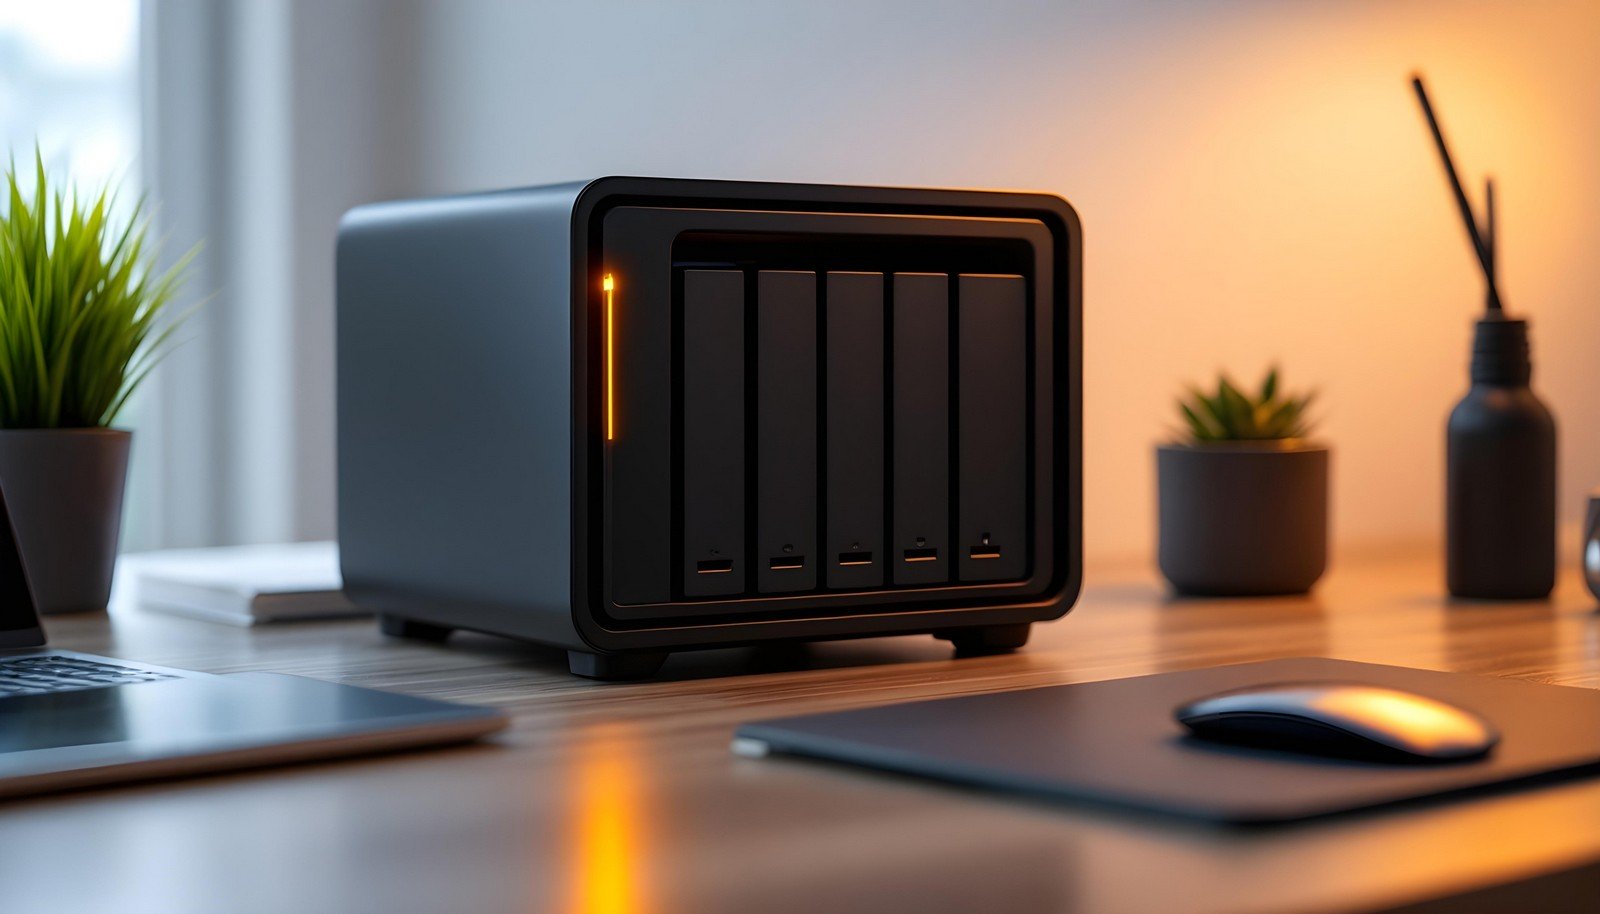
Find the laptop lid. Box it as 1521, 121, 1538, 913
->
0, 482, 45, 650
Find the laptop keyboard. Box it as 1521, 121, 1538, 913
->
0, 656, 178, 697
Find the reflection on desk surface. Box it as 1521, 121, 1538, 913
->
0, 550, 1595, 914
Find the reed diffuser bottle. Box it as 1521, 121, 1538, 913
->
1414, 76, 1557, 599
1447, 312, 1556, 598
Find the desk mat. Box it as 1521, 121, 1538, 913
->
734, 658, 1600, 824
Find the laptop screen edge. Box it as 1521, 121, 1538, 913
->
0, 478, 48, 650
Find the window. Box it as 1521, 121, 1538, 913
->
1, 0, 146, 546
0, 1, 140, 193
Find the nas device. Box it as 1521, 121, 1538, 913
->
336, 177, 1081, 679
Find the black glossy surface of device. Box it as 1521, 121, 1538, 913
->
337, 177, 1082, 679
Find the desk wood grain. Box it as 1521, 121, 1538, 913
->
2, 550, 1597, 914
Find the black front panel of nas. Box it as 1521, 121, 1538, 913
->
599, 207, 1055, 623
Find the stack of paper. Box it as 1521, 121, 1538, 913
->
123, 541, 364, 626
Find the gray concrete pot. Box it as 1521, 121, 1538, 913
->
1157, 440, 1329, 596
0, 429, 131, 614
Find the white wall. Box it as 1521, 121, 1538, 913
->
391, 0, 1600, 566
149, 1, 1600, 566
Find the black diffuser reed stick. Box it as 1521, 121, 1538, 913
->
1483, 177, 1496, 287
1411, 75, 1503, 312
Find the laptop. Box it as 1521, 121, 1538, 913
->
0, 495, 507, 801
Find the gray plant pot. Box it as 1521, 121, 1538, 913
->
1157, 441, 1329, 596
0, 429, 131, 614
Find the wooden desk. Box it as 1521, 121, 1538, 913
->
2, 551, 1597, 913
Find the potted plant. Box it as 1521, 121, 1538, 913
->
0, 155, 194, 613
1158, 368, 1328, 596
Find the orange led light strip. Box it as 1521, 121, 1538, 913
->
603, 273, 616, 441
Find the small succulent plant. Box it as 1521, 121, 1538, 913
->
1177, 367, 1317, 442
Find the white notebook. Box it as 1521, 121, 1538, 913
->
123, 542, 365, 626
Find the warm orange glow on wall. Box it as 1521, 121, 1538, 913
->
603, 273, 616, 442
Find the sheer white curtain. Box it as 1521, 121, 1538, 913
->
134, 0, 420, 550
